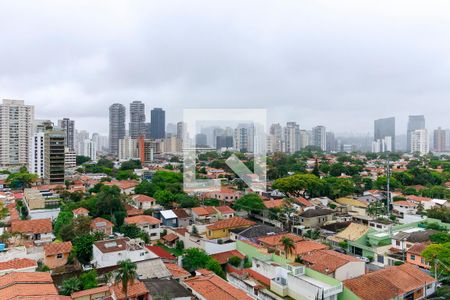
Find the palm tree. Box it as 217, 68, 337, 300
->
280, 237, 295, 259
61, 277, 82, 296
115, 259, 137, 300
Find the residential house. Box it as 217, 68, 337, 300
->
281, 240, 328, 260
124, 215, 161, 240
263, 199, 286, 209
407, 242, 431, 269
301, 249, 365, 280
90, 217, 114, 236
335, 197, 368, 216
258, 233, 303, 252
160, 210, 178, 227
213, 205, 235, 219
344, 263, 437, 300
392, 201, 418, 217
210, 250, 245, 265
298, 208, 334, 228
144, 278, 193, 299
92, 238, 158, 268
0, 272, 62, 299
104, 180, 139, 194
10, 218, 53, 244
391, 229, 436, 252
72, 207, 89, 218
43, 241, 72, 269
71, 286, 111, 300
132, 194, 157, 210
203, 188, 243, 203
146, 246, 176, 262
230, 224, 283, 243
164, 263, 191, 281
172, 208, 190, 227
191, 206, 218, 223
327, 223, 370, 247
206, 217, 255, 239
406, 195, 435, 210
0, 258, 37, 276
110, 280, 150, 300
183, 269, 253, 300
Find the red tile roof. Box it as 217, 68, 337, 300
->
344, 263, 436, 300
111, 280, 149, 300
72, 207, 89, 215
192, 206, 217, 216
258, 233, 303, 247
211, 250, 245, 265
0, 258, 37, 271
184, 271, 253, 300
292, 240, 328, 255
44, 241, 72, 256
132, 194, 156, 203
393, 201, 417, 207
104, 180, 139, 190
146, 246, 176, 260
162, 233, 179, 242
207, 217, 255, 231
407, 242, 430, 256
214, 206, 235, 214
71, 285, 110, 299
294, 197, 313, 207
406, 195, 433, 202
0, 272, 58, 299
90, 217, 113, 229
301, 250, 361, 274
10, 218, 52, 234
172, 208, 189, 219
125, 215, 161, 225
263, 199, 285, 209
164, 263, 191, 279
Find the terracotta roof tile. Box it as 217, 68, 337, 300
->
263, 199, 285, 209
206, 217, 255, 231
292, 240, 328, 255
90, 217, 114, 229
146, 246, 176, 260
71, 285, 110, 298
164, 263, 191, 279
44, 241, 72, 256
72, 207, 89, 215
111, 280, 148, 300
393, 201, 417, 207
172, 208, 189, 218
10, 218, 52, 234
211, 250, 245, 265
407, 242, 430, 256
125, 215, 161, 225
301, 250, 361, 274
258, 233, 303, 247
213, 206, 235, 214
162, 233, 179, 242
184, 272, 253, 300
132, 194, 156, 203
0, 258, 37, 271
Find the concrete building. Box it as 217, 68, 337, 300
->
299, 129, 310, 149
83, 138, 97, 161
433, 127, 447, 152
216, 135, 233, 150
29, 131, 46, 179
268, 123, 283, 153
109, 103, 126, 156
58, 118, 75, 150
234, 123, 254, 152
44, 128, 66, 184
150, 108, 165, 139
129, 101, 146, 138
312, 125, 327, 151
326, 131, 337, 152
0, 99, 34, 167
119, 135, 139, 160
64, 148, 77, 169
374, 117, 395, 152
407, 115, 425, 153
372, 136, 392, 153
284, 122, 300, 154
411, 129, 429, 156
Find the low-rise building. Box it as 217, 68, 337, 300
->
0, 258, 37, 276
343, 263, 437, 300
90, 217, 114, 236
407, 242, 431, 269
124, 215, 161, 240
10, 218, 53, 245
132, 194, 157, 210
206, 217, 255, 240
43, 241, 72, 269
0, 272, 61, 299
72, 207, 89, 218
71, 286, 110, 300
298, 208, 334, 228
172, 208, 190, 227
110, 280, 150, 300
92, 238, 157, 268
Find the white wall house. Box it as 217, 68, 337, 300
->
92, 238, 157, 268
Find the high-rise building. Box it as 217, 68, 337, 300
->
234, 123, 254, 153
44, 128, 66, 183
0, 99, 34, 167
372, 136, 392, 153
109, 103, 126, 155
283, 122, 300, 154
312, 125, 327, 151
433, 127, 447, 152
268, 123, 283, 153
150, 108, 165, 139
299, 130, 310, 149
326, 132, 337, 152
119, 136, 139, 161
407, 115, 425, 152
64, 148, 77, 169
195, 133, 207, 147
58, 118, 75, 150
75, 130, 90, 155
29, 121, 53, 179
216, 136, 233, 150
83, 138, 97, 161
374, 117, 395, 152
129, 101, 146, 138
166, 123, 177, 136
411, 129, 429, 156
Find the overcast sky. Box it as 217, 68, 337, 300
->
1, 0, 450, 136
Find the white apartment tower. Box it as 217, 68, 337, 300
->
0, 99, 34, 167
119, 136, 138, 160
411, 129, 429, 156
269, 123, 283, 153
284, 122, 300, 154
312, 125, 327, 151
83, 139, 97, 161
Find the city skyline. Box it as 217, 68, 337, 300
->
1, 1, 450, 134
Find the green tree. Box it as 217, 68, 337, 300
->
80, 269, 98, 289
154, 190, 175, 207
228, 256, 242, 268
97, 158, 114, 169
429, 232, 450, 244
116, 170, 138, 180
323, 177, 355, 199
134, 180, 157, 197
120, 160, 142, 171
54, 211, 74, 238
421, 242, 450, 280
206, 259, 225, 278
182, 248, 210, 272
76, 155, 91, 165
280, 237, 295, 258
233, 193, 265, 213
272, 174, 324, 198
73, 234, 96, 264
6, 171, 38, 189
96, 185, 125, 218
367, 201, 385, 218
115, 259, 138, 300
61, 277, 82, 295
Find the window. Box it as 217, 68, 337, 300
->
396, 240, 400, 246
56, 253, 63, 259
410, 255, 416, 260
377, 255, 384, 264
